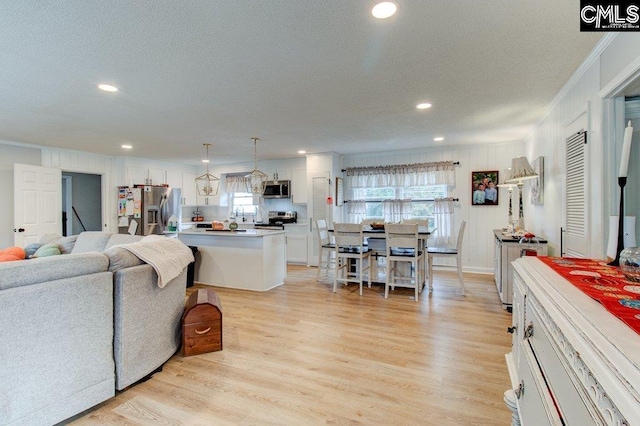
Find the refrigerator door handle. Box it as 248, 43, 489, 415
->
159, 195, 167, 228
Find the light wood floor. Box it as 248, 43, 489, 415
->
70, 266, 513, 425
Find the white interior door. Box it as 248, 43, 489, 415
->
14, 163, 62, 246
563, 113, 588, 257
307, 171, 331, 266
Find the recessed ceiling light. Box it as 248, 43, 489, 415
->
416, 103, 432, 110
202, 159, 210, 163
298, 150, 306, 154
98, 83, 118, 92
434, 137, 444, 142
372, 2, 397, 19
121, 144, 132, 149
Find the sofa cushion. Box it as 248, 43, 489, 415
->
71, 232, 113, 254
54, 235, 78, 254
0, 252, 109, 290
39, 233, 62, 244
105, 234, 143, 250
24, 243, 42, 258
103, 246, 144, 272
36, 234, 78, 254
33, 243, 61, 258
0, 247, 26, 262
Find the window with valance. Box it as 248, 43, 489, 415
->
344, 161, 457, 245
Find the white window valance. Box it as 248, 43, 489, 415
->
225, 174, 250, 193
345, 161, 455, 194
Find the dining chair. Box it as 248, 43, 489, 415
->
384, 223, 425, 302
401, 219, 428, 226
315, 219, 336, 280
427, 221, 466, 295
333, 223, 372, 295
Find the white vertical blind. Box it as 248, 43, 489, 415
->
565, 131, 587, 256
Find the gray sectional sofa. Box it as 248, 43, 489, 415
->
0, 231, 191, 426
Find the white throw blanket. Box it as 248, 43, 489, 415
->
119, 235, 194, 288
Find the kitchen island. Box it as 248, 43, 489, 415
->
178, 229, 286, 291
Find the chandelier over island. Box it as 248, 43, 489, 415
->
246, 137, 268, 195
195, 143, 220, 197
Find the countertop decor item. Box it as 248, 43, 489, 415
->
609, 121, 635, 266
496, 168, 515, 227
620, 247, 640, 283
506, 157, 538, 230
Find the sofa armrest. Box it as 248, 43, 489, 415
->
112, 264, 187, 390
0, 253, 109, 290
0, 269, 115, 425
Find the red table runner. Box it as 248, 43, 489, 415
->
538, 257, 640, 335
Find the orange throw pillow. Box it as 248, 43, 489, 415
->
0, 246, 27, 262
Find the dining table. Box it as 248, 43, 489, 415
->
329, 225, 436, 284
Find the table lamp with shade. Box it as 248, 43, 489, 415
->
496, 168, 516, 229
506, 157, 538, 231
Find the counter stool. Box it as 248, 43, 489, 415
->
316, 219, 336, 280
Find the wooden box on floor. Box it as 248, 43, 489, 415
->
182, 288, 222, 356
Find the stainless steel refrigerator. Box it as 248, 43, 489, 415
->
117, 185, 182, 235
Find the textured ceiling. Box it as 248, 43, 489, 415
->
0, 1, 603, 166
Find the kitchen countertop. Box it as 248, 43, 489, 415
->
179, 229, 285, 237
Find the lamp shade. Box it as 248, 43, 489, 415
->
496, 168, 515, 188
506, 157, 537, 183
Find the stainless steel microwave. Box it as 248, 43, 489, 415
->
263, 180, 290, 198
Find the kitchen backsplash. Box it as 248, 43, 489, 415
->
181, 200, 308, 223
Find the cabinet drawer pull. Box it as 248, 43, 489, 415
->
524, 322, 534, 339
514, 381, 524, 399
194, 327, 211, 335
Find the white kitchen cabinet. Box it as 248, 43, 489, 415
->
505, 257, 639, 425
493, 230, 547, 310
291, 169, 307, 204
148, 167, 166, 185
165, 170, 182, 189
284, 223, 308, 264
181, 172, 198, 206
126, 166, 167, 186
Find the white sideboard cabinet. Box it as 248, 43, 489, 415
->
505, 257, 640, 425
494, 230, 547, 310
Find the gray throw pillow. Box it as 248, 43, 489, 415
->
55, 235, 78, 254
24, 243, 42, 258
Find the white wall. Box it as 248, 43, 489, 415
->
524, 34, 640, 259
343, 142, 524, 273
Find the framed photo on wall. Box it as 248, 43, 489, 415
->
471, 170, 499, 205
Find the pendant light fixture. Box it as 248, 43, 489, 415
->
195, 143, 220, 197
246, 137, 268, 195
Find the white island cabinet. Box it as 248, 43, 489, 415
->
505, 257, 640, 425
178, 229, 286, 291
